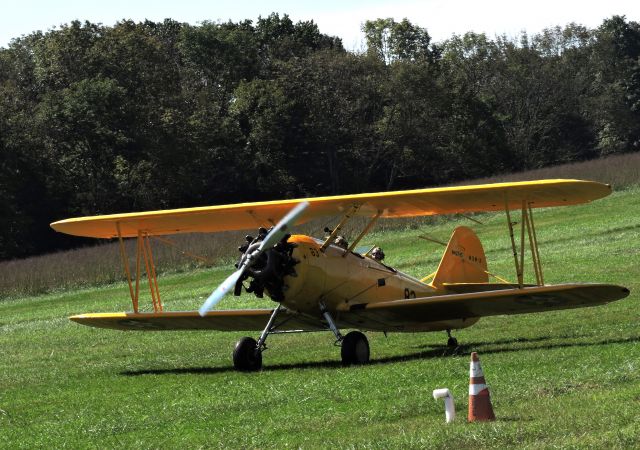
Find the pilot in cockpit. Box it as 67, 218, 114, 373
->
334, 235, 349, 249
370, 246, 385, 261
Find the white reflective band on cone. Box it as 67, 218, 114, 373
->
469, 383, 488, 396
433, 388, 455, 423
470, 361, 484, 378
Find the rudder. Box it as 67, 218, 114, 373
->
431, 226, 488, 289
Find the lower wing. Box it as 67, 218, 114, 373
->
336, 283, 630, 331
70, 309, 326, 331
70, 284, 629, 333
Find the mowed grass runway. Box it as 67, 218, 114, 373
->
1, 187, 639, 448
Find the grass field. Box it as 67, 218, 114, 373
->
1, 186, 639, 448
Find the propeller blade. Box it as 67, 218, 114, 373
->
198, 201, 310, 315
259, 201, 310, 251
198, 268, 244, 316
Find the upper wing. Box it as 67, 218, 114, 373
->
51, 179, 610, 238
70, 309, 326, 331
335, 284, 630, 332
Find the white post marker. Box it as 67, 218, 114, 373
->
432, 388, 455, 423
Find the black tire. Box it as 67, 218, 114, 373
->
341, 331, 370, 366
233, 337, 262, 371
447, 336, 458, 348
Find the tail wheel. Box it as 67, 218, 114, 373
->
341, 331, 370, 366
233, 337, 262, 371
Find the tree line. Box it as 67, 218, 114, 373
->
1, 14, 639, 259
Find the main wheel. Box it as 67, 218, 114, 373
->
233, 337, 262, 371
341, 331, 370, 366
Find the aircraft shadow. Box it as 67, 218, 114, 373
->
120, 334, 639, 377
414, 333, 589, 350
455, 334, 640, 357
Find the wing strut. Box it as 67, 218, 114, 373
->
141, 232, 163, 312
346, 210, 382, 254
504, 196, 522, 286
115, 223, 164, 313
525, 203, 544, 285
320, 204, 361, 252
503, 196, 544, 288
116, 222, 138, 312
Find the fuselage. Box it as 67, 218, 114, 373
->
281, 235, 436, 314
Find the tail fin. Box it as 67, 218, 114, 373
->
431, 226, 488, 289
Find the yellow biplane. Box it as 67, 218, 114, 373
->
51, 179, 630, 371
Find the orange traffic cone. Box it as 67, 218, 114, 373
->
468, 352, 496, 422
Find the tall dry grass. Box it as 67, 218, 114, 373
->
0, 231, 246, 299
455, 152, 640, 189
2, 152, 639, 299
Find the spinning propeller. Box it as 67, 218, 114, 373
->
198, 201, 309, 316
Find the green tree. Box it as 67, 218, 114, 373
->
590, 16, 640, 154
230, 78, 299, 199
36, 77, 129, 214
256, 13, 342, 64
363, 18, 433, 64
283, 51, 387, 194
2, 15, 640, 260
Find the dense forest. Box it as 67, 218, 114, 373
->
1, 13, 639, 259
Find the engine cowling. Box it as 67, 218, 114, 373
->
235, 229, 299, 302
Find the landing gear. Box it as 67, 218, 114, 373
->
446, 329, 458, 348
320, 302, 343, 343
232, 303, 373, 370
341, 331, 370, 365
233, 337, 262, 371
233, 306, 283, 372
320, 302, 370, 366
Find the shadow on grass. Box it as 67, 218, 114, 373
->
457, 334, 640, 357
120, 334, 640, 376
121, 360, 346, 376
120, 348, 446, 376
415, 332, 598, 350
